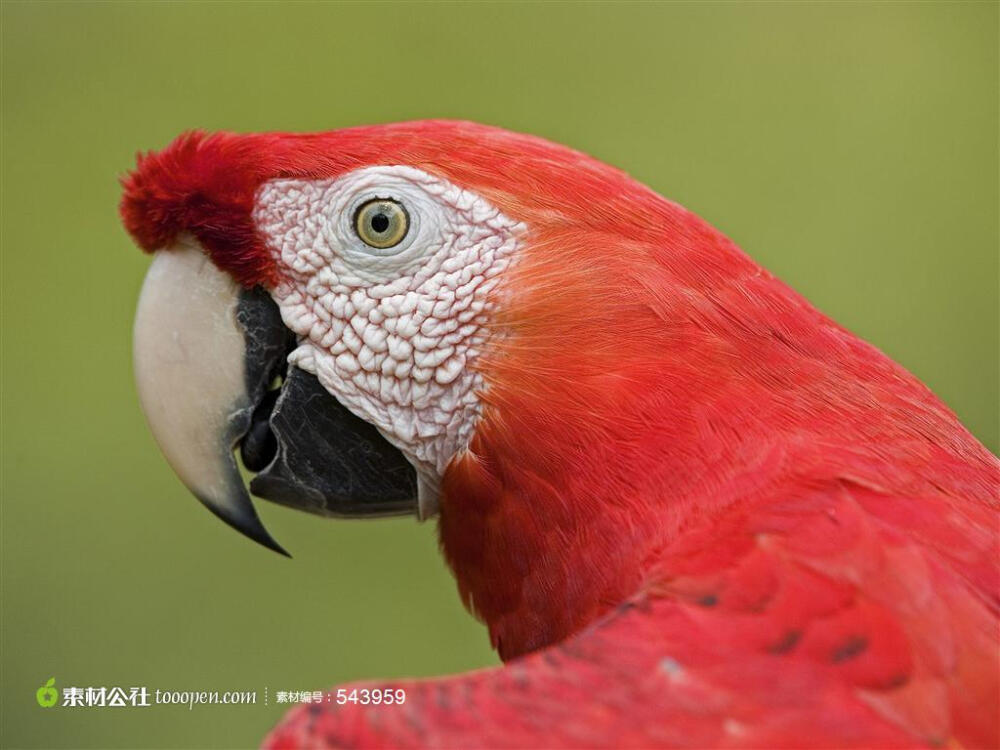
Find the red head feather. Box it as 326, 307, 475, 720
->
120, 120, 669, 286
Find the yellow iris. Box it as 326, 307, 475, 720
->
354, 199, 409, 249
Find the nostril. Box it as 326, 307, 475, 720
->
240, 388, 281, 472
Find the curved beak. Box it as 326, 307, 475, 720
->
133, 241, 291, 555
133, 241, 418, 556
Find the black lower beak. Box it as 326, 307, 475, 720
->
246, 365, 418, 517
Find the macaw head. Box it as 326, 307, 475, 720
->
124, 120, 862, 654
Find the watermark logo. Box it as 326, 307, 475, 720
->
36, 678, 58, 708
32, 681, 406, 712
33, 682, 260, 710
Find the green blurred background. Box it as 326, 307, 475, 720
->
1, 1, 996, 747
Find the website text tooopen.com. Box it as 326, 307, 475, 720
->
154, 690, 257, 710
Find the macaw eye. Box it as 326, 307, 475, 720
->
354, 199, 409, 249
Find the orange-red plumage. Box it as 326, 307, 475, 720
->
120, 121, 998, 748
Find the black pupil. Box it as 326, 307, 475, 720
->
370, 212, 390, 233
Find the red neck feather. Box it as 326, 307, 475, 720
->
438, 197, 995, 661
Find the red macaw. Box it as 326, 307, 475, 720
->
121, 121, 999, 749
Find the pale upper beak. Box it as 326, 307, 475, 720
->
133, 240, 418, 555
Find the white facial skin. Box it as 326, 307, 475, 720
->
253, 166, 525, 517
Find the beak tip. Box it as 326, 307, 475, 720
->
195, 493, 292, 558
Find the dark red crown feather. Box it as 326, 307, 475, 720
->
120, 130, 282, 286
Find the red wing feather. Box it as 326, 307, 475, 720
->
266, 480, 998, 749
